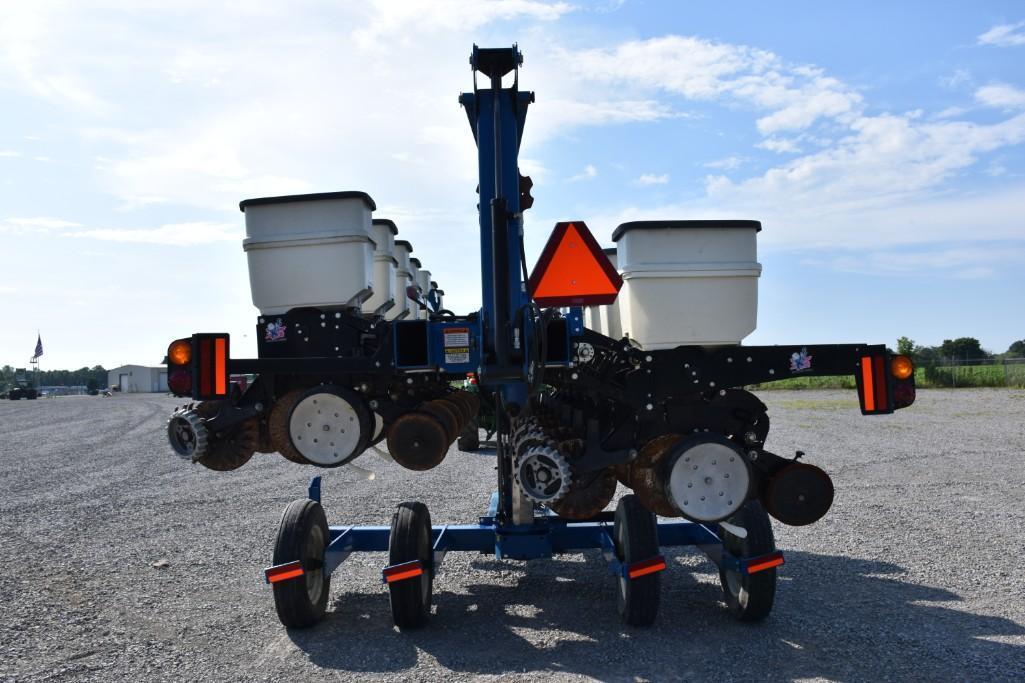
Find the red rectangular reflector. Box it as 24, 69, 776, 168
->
873, 354, 888, 411
265, 560, 304, 584
627, 555, 667, 579
383, 560, 424, 583
860, 355, 875, 412
214, 337, 227, 396
745, 551, 784, 574
199, 338, 213, 397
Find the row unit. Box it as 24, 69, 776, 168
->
240, 191, 442, 320
585, 220, 762, 349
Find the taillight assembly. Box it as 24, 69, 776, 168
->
167, 338, 193, 397
165, 334, 230, 400
891, 354, 916, 409
856, 353, 915, 414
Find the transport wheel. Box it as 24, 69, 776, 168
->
388, 502, 434, 629
271, 499, 330, 629
613, 494, 661, 626
456, 418, 480, 451
718, 500, 777, 622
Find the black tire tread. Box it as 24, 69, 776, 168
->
388, 502, 433, 629
718, 500, 776, 622
272, 499, 330, 628
614, 494, 661, 626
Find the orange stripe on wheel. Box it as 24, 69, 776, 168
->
384, 567, 423, 583
265, 561, 304, 583
746, 556, 784, 574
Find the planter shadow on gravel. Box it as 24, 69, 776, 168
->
284, 549, 1025, 680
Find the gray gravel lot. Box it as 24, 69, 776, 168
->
2, 389, 1024, 682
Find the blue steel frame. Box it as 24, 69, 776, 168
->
303, 476, 775, 581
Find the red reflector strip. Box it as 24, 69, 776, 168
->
873, 355, 888, 411
383, 560, 424, 583
199, 338, 213, 397
627, 555, 667, 579
745, 551, 785, 575
265, 560, 304, 584
860, 356, 875, 412
214, 337, 227, 396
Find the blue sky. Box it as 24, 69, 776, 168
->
1, 1, 1023, 369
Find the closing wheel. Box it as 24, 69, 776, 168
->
613, 494, 661, 626
388, 502, 434, 629
718, 500, 777, 622
271, 499, 330, 629
420, 401, 460, 443
194, 401, 257, 471
268, 390, 312, 464
457, 417, 480, 452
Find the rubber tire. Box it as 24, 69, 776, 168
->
271, 499, 330, 629
718, 500, 777, 622
613, 494, 661, 626
388, 502, 434, 629
456, 418, 480, 452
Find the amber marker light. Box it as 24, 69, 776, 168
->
168, 339, 192, 366
891, 355, 914, 380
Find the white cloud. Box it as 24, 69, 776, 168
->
940, 69, 972, 88
977, 22, 1025, 47
568, 164, 598, 182
565, 36, 862, 135
352, 0, 574, 46
757, 137, 802, 153
0, 150, 21, 158
704, 156, 744, 170
802, 245, 1025, 278
66, 221, 238, 246
975, 83, 1025, 110
633, 173, 669, 185
1, 216, 82, 232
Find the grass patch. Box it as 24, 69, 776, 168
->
752, 365, 1025, 390
778, 399, 859, 410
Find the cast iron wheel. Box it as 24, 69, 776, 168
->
271, 498, 330, 628
613, 494, 661, 626
194, 400, 257, 471
420, 401, 460, 444
718, 500, 777, 622
388, 501, 434, 629
456, 417, 480, 451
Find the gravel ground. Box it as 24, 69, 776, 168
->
1, 389, 1024, 682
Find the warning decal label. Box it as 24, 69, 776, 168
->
443, 327, 471, 365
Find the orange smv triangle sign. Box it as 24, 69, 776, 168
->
527, 221, 623, 307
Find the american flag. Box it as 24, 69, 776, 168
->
32, 333, 43, 359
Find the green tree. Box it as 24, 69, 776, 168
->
939, 337, 989, 361
897, 336, 915, 356
1008, 340, 1025, 357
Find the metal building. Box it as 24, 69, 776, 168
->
108, 365, 168, 393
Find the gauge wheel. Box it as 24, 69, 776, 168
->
613, 494, 661, 626
388, 502, 434, 629
271, 498, 330, 628
718, 500, 777, 622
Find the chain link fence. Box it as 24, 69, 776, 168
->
918, 358, 1025, 388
